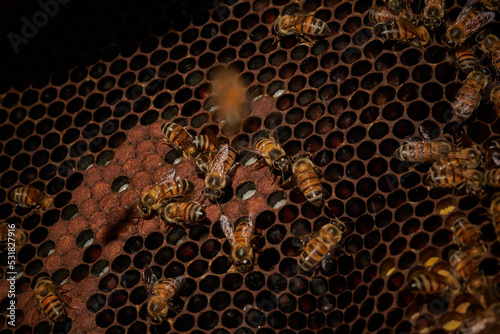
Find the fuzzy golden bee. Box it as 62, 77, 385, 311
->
137, 169, 193, 218
290, 155, 324, 207
476, 31, 500, 74
449, 213, 486, 259
221, 215, 255, 273
376, 18, 430, 47
33, 277, 68, 323
273, 12, 330, 45
202, 144, 237, 202
143, 267, 185, 325
449, 250, 488, 295
162, 122, 200, 161
442, 0, 494, 47
455, 47, 478, 74
298, 219, 345, 273
10, 186, 53, 213
160, 201, 206, 226
422, 0, 445, 30
453, 69, 490, 123
0, 223, 26, 250
253, 131, 291, 182
392, 138, 456, 162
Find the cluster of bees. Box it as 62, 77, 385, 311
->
370, 0, 500, 123
140, 119, 347, 324
393, 132, 500, 194
407, 207, 500, 332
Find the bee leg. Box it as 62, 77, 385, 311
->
298, 34, 314, 47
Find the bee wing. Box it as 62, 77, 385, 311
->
239, 217, 255, 241
404, 136, 422, 144
321, 249, 336, 272
173, 275, 186, 293
396, 17, 418, 34
211, 145, 229, 175
220, 215, 235, 247
466, 12, 495, 34
457, 0, 477, 21
142, 265, 158, 295
158, 168, 176, 185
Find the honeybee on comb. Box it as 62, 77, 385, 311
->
0, 223, 26, 250
273, 11, 330, 46
221, 215, 256, 273
10, 186, 53, 214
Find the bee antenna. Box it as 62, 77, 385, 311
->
216, 201, 223, 214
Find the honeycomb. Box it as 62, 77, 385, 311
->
0, 0, 499, 333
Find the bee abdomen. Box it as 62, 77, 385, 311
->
181, 202, 206, 222
409, 274, 447, 294
298, 239, 328, 272
162, 122, 191, 150
485, 169, 500, 188
156, 279, 177, 299
41, 294, 66, 322
296, 15, 329, 36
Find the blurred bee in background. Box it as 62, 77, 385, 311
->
490, 193, 500, 240
162, 122, 200, 161
298, 219, 345, 273
273, 12, 330, 46
442, 0, 494, 47
422, 0, 445, 30
32, 277, 69, 323
0, 223, 26, 250
221, 215, 255, 273
201, 144, 237, 202
376, 18, 430, 47
425, 162, 483, 193
408, 269, 453, 295
160, 201, 206, 226
476, 31, 500, 75
369, 6, 414, 24
289, 155, 324, 207
10, 186, 53, 214
484, 168, 500, 188
453, 69, 490, 122
211, 69, 246, 131
392, 137, 456, 162
455, 47, 478, 74
252, 131, 291, 184
459, 303, 500, 334
449, 213, 486, 259
137, 169, 193, 218
449, 250, 488, 295
143, 266, 185, 325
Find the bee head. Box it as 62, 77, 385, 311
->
234, 247, 253, 272
205, 188, 223, 201
476, 30, 488, 43
137, 203, 152, 217
408, 279, 418, 290
485, 35, 497, 47
424, 18, 441, 30
274, 157, 290, 172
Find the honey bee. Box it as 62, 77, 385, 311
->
408, 270, 450, 295
211, 69, 246, 129
425, 162, 483, 193
190, 127, 221, 153
290, 155, 324, 207
384, 0, 401, 10
376, 18, 430, 47
459, 303, 500, 334
220, 215, 255, 273
455, 48, 478, 74
369, 6, 409, 24
143, 267, 185, 325
0, 223, 26, 250
273, 12, 330, 45
160, 201, 206, 226
490, 193, 500, 240
442, 0, 494, 47
476, 31, 500, 74
449, 213, 486, 259
202, 144, 237, 202
298, 219, 345, 273
253, 131, 291, 182
33, 277, 68, 323
449, 250, 488, 294
484, 168, 500, 188
10, 186, 53, 213
392, 138, 456, 162
137, 169, 193, 218
491, 84, 500, 118
453, 69, 490, 122
162, 122, 200, 160
422, 0, 445, 30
